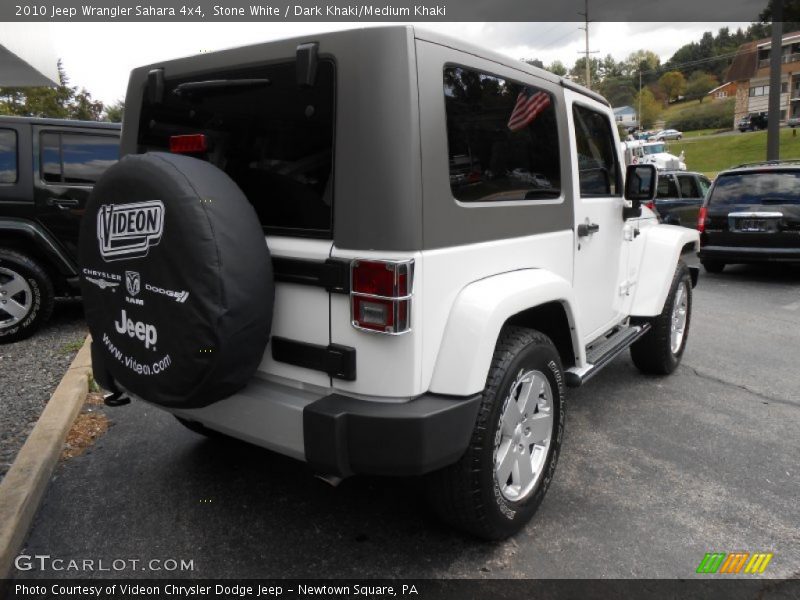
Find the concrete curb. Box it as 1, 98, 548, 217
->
0, 336, 92, 580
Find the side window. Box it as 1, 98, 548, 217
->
444, 66, 560, 202
40, 132, 119, 185
677, 174, 701, 198
0, 129, 19, 184
657, 175, 679, 198
698, 175, 712, 196
572, 105, 620, 196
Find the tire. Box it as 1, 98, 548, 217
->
0, 249, 55, 344
630, 261, 692, 375
79, 153, 274, 408
702, 260, 725, 274
426, 326, 565, 540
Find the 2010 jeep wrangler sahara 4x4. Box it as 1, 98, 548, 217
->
79, 27, 699, 539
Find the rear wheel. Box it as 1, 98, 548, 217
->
0, 249, 55, 344
701, 260, 725, 273
426, 326, 565, 540
630, 261, 692, 375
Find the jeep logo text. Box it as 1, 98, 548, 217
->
114, 309, 157, 349
97, 201, 164, 261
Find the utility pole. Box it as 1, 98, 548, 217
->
638, 69, 643, 132
767, 1, 784, 161
578, 0, 598, 89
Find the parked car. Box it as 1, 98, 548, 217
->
738, 113, 768, 132
79, 26, 699, 540
654, 129, 683, 141
0, 117, 121, 342
697, 160, 800, 272
650, 170, 712, 227
788, 115, 800, 128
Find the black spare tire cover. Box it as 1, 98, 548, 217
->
79, 152, 273, 408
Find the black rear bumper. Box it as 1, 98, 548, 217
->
699, 245, 800, 263
303, 392, 482, 477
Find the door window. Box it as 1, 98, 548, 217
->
40, 132, 119, 185
0, 129, 17, 184
572, 105, 620, 196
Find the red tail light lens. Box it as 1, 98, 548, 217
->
169, 134, 207, 154
697, 207, 708, 233
351, 260, 413, 334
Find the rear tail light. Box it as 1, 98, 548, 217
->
697, 206, 708, 233
169, 134, 207, 154
351, 259, 413, 335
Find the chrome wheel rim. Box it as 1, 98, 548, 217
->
493, 369, 554, 503
0, 267, 33, 329
670, 281, 689, 354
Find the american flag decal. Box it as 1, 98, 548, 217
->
507, 88, 551, 132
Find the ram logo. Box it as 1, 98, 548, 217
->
97, 200, 164, 261
125, 271, 141, 296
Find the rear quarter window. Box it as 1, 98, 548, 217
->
41, 132, 119, 184
0, 129, 17, 184
443, 66, 560, 203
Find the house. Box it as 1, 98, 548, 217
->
726, 30, 800, 127
707, 81, 738, 101
612, 105, 638, 130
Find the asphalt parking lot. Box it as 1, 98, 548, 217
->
11, 264, 800, 580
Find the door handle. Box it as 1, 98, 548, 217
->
577, 221, 600, 237
47, 197, 79, 210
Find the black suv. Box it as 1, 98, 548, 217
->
0, 116, 121, 342
652, 170, 711, 227
697, 161, 800, 272
737, 113, 768, 132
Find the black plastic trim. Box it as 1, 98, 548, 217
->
272, 256, 350, 294
303, 392, 483, 477
0, 217, 77, 276
271, 336, 356, 380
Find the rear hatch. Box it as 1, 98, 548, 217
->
135, 56, 336, 387
702, 169, 800, 249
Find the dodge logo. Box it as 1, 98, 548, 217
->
97, 200, 164, 261
126, 271, 141, 296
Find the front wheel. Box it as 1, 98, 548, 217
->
426, 327, 565, 540
630, 261, 692, 375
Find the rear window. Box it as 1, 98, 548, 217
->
657, 176, 678, 198
138, 60, 335, 238
0, 129, 17, 184
444, 66, 560, 202
708, 171, 800, 206
41, 132, 119, 184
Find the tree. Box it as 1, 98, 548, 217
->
104, 100, 125, 123
685, 71, 719, 103
570, 56, 601, 87
0, 60, 104, 120
658, 71, 687, 103
635, 87, 662, 129
546, 61, 568, 77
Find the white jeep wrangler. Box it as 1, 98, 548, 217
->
79, 27, 699, 540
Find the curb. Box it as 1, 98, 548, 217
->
0, 336, 92, 580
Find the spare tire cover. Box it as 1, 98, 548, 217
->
79, 152, 273, 408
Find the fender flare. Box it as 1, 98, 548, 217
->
630, 224, 699, 317
428, 269, 579, 397
0, 217, 77, 276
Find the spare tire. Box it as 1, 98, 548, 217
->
79, 152, 273, 408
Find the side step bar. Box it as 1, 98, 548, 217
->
565, 323, 651, 387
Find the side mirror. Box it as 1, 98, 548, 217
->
623, 163, 658, 219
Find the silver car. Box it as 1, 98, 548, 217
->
655, 129, 683, 141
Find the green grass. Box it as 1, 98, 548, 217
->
667, 128, 800, 178
682, 128, 725, 139
60, 339, 85, 355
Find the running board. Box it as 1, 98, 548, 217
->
565, 323, 651, 387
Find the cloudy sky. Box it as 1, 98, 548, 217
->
31, 21, 752, 103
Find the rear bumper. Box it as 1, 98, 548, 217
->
164, 375, 481, 478
699, 245, 800, 263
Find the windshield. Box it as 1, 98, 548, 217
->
643, 143, 667, 155
708, 171, 800, 206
